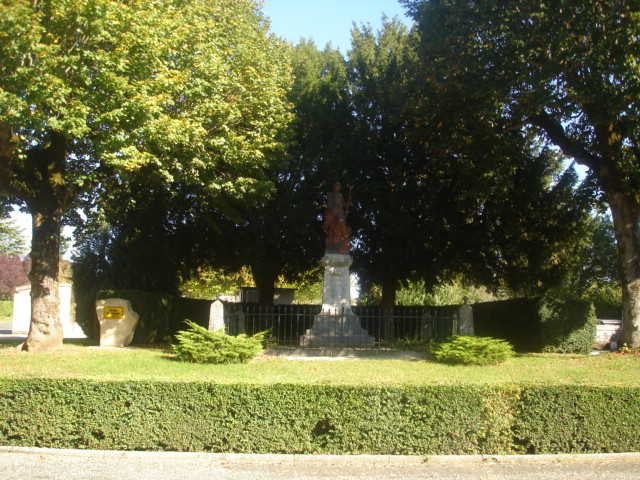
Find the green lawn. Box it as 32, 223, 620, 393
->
1, 343, 638, 386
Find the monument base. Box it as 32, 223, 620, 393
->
300, 313, 375, 347
300, 252, 375, 347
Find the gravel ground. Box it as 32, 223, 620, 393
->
2, 448, 640, 480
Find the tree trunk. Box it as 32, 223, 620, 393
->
21, 210, 64, 352
252, 263, 279, 306
607, 190, 640, 348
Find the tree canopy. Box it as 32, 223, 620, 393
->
403, 0, 640, 346
0, 0, 292, 351
0, 216, 27, 255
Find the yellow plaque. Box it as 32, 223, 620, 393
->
104, 306, 125, 320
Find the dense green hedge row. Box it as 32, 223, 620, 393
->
473, 297, 596, 353
1, 380, 638, 454
95, 290, 211, 344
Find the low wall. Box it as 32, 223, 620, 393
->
12, 283, 86, 338
594, 319, 623, 350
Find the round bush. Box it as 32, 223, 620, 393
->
172, 321, 264, 364
431, 335, 514, 366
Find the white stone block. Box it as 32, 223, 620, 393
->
208, 300, 225, 332
11, 285, 31, 334
96, 298, 139, 347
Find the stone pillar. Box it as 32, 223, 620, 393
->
96, 298, 139, 347
458, 304, 475, 336
301, 253, 375, 347
208, 299, 225, 332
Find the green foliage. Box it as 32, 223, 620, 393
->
180, 267, 253, 300
0, 300, 11, 320
473, 298, 595, 354
583, 282, 622, 319
431, 335, 514, 366
172, 321, 264, 364
1, 379, 638, 454
539, 297, 597, 354
394, 279, 499, 306
0, 380, 515, 454
279, 267, 323, 304
0, 218, 26, 255
513, 387, 640, 454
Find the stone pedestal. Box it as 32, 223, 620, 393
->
301, 253, 375, 347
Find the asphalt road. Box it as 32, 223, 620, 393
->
1, 448, 640, 480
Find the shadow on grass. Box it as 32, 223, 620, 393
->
0, 338, 96, 350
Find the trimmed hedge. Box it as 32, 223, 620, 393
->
0, 379, 638, 454
513, 386, 640, 454
96, 290, 212, 344
473, 297, 596, 353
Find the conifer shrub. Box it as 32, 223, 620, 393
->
172, 321, 264, 364
431, 335, 515, 366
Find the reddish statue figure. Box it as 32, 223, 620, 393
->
323, 182, 352, 254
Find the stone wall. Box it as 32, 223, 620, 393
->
12, 283, 86, 338
594, 319, 623, 350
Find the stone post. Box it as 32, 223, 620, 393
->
458, 304, 475, 336
208, 299, 225, 332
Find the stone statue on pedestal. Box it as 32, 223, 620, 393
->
300, 183, 375, 347
323, 182, 351, 254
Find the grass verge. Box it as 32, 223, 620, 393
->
0, 343, 638, 386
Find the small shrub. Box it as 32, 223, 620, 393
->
431, 335, 514, 366
172, 321, 264, 364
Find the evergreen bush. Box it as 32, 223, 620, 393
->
473, 297, 596, 353
431, 335, 515, 366
172, 321, 264, 364
539, 297, 596, 354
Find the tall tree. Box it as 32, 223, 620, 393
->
344, 18, 592, 307
218, 41, 353, 304
404, 0, 640, 346
0, 0, 291, 351
346, 19, 428, 309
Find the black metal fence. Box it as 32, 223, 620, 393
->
223, 303, 460, 347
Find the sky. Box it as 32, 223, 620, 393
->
263, 0, 412, 53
